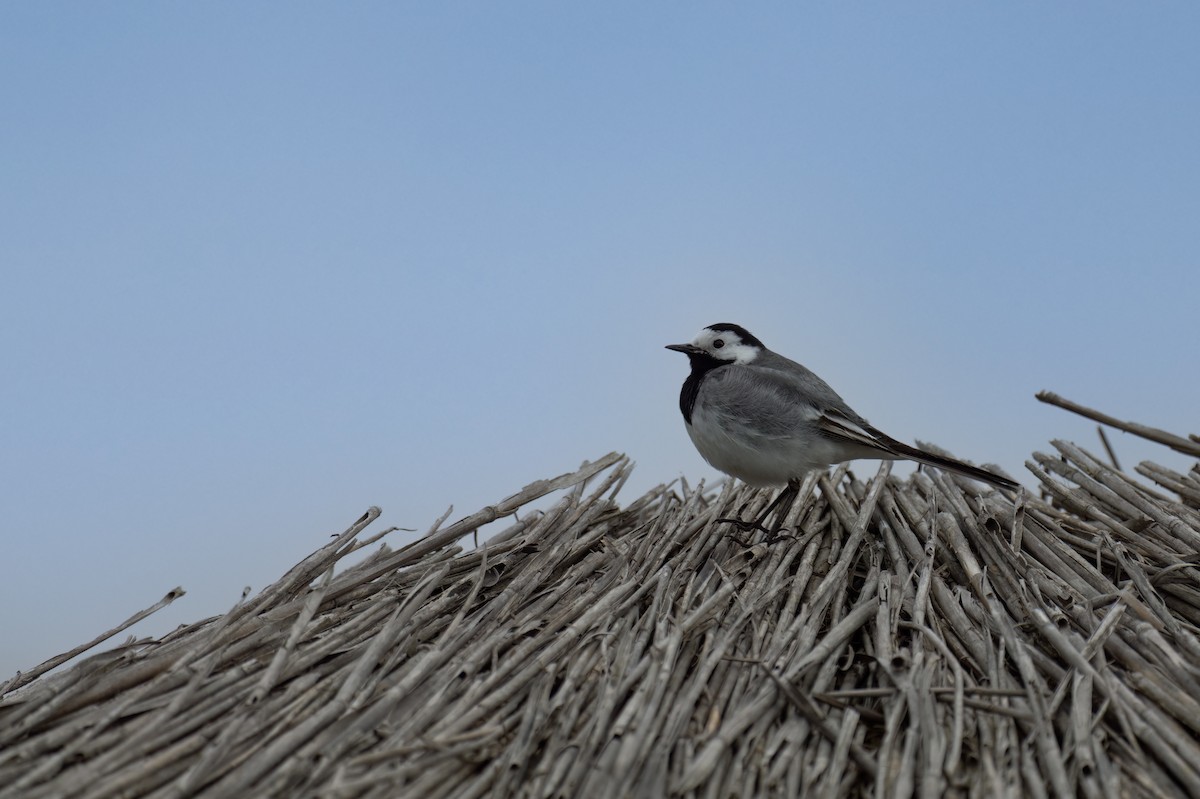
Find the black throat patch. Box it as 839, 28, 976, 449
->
679, 352, 730, 425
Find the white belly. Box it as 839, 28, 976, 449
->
685, 403, 852, 487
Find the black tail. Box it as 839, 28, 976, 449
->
885, 439, 1019, 491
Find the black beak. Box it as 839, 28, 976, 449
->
665, 343, 702, 355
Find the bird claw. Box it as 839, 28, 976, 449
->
719, 518, 795, 547
761, 530, 797, 546
717, 516, 770, 533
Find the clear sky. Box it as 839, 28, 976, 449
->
3, 4, 1198, 678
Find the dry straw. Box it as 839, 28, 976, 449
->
3, 395, 1200, 798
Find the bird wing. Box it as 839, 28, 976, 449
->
705, 361, 871, 440
817, 406, 1019, 490
717, 360, 1019, 490
813, 410, 899, 455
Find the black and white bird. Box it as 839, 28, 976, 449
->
667, 323, 1018, 532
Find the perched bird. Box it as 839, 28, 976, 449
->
667, 323, 1018, 532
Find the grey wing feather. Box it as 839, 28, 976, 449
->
813, 386, 1020, 490
702, 353, 1019, 489
716, 353, 957, 459
751, 352, 923, 455
706, 356, 877, 442
815, 410, 904, 455
752, 351, 866, 420
699, 366, 812, 438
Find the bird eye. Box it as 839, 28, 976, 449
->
713, 339, 725, 349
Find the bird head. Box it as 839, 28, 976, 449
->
666, 323, 765, 365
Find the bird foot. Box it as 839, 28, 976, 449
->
718, 517, 795, 547
717, 516, 769, 533
760, 530, 797, 546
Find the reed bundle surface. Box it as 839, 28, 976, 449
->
3, 395, 1199, 798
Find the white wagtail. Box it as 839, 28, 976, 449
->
667, 323, 1018, 534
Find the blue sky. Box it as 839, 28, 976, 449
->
3, 4, 1198, 678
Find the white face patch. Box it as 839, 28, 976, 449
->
692, 327, 760, 364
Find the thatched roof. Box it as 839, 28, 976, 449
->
3, 395, 1200, 798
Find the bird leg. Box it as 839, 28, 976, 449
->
719, 479, 801, 544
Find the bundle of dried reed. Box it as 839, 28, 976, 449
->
2, 396, 1198, 798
